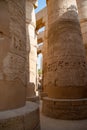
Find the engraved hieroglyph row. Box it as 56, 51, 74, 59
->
0, 1, 40, 130
46, 0, 87, 99
0, 0, 26, 110
42, 0, 87, 119
6, 0, 26, 84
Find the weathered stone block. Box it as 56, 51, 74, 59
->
0, 102, 40, 130
42, 97, 87, 120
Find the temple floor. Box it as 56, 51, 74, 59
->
40, 101, 87, 130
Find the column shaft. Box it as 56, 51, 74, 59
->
42, 0, 87, 119
26, 0, 38, 99
47, 0, 87, 99
0, 1, 40, 129
0, 0, 26, 110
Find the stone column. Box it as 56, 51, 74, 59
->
26, 0, 39, 103
42, 0, 87, 119
42, 13, 48, 91
0, 0, 40, 129
76, 0, 87, 57
0, 0, 26, 111
41, 19, 48, 99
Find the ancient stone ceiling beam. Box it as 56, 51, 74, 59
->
36, 7, 47, 30
37, 31, 44, 44
37, 45, 43, 54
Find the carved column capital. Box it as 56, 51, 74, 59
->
29, 0, 38, 8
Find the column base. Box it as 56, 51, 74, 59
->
42, 97, 87, 120
26, 96, 40, 104
39, 91, 48, 100
0, 102, 40, 130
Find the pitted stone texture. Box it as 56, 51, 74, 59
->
43, 0, 87, 120
46, 0, 87, 99
0, 0, 26, 110
0, 102, 40, 130
42, 97, 87, 120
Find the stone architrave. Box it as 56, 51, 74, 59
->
42, 0, 87, 119
0, 0, 40, 129
76, 0, 87, 56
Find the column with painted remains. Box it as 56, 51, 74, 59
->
76, 0, 87, 57
26, 0, 39, 102
0, 0, 40, 129
42, 0, 87, 119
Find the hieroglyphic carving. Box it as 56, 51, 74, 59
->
10, 34, 26, 57
3, 52, 26, 85
47, 58, 86, 72
9, 0, 26, 56
1, 0, 26, 85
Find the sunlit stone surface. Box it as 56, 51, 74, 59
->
0, 0, 26, 111
42, 0, 87, 119
0, 1, 40, 129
